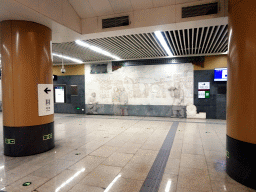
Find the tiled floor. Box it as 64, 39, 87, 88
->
0, 113, 255, 192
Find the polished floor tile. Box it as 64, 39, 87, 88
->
0, 113, 254, 192
102, 152, 133, 167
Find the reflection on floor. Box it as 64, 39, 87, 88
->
0, 113, 255, 192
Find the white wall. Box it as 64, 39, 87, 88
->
85, 63, 194, 106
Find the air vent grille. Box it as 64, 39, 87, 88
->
182, 2, 218, 18
52, 24, 228, 63
102, 16, 129, 29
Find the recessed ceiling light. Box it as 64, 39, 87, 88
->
52, 53, 83, 64
154, 31, 173, 56
75, 40, 121, 60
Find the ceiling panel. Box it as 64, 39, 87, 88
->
68, 0, 96, 18
152, 0, 175, 7
52, 24, 228, 64
108, 0, 133, 13
88, 0, 114, 16
130, 0, 154, 10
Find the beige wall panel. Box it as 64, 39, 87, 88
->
53, 65, 85, 76
134, 6, 176, 28
15, 0, 39, 12
69, 0, 97, 18
152, 0, 175, 7
176, 0, 225, 23
88, 0, 114, 16
1, 20, 53, 127
39, 0, 63, 24
82, 17, 100, 34
130, 0, 154, 10
194, 55, 227, 70
1, 21, 15, 126
227, 0, 256, 144
63, 0, 81, 33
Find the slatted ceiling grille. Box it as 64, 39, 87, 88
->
52, 24, 228, 64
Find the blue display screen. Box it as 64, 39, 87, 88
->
214, 68, 227, 81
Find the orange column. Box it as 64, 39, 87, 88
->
227, 0, 256, 189
1, 20, 54, 156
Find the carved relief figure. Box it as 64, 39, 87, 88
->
88, 92, 98, 114
168, 82, 185, 117
168, 82, 184, 105
112, 87, 129, 116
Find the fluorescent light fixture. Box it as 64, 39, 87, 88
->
165, 180, 172, 192
75, 40, 121, 60
52, 53, 83, 64
0, 166, 4, 170
55, 168, 85, 192
154, 31, 173, 56
228, 29, 232, 54
104, 174, 121, 192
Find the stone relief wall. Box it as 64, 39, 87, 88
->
85, 63, 194, 117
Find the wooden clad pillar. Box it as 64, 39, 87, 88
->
227, 0, 256, 189
0, 20, 54, 156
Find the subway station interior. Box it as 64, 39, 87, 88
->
0, 0, 256, 191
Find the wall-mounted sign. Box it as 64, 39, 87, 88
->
198, 82, 210, 90
38, 84, 54, 116
198, 91, 206, 98
198, 91, 210, 99
54, 85, 66, 103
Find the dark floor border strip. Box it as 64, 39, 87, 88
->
140, 122, 179, 192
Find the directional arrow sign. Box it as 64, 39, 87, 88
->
44, 88, 51, 94
38, 84, 54, 116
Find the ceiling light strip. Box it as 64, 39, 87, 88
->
164, 31, 176, 56
145, 33, 163, 56
52, 53, 83, 63
154, 31, 172, 56
75, 40, 120, 60
149, 33, 166, 56
145, 33, 164, 56
91, 39, 122, 58
80, 40, 111, 60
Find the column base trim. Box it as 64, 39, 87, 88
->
4, 122, 55, 157
226, 135, 256, 190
